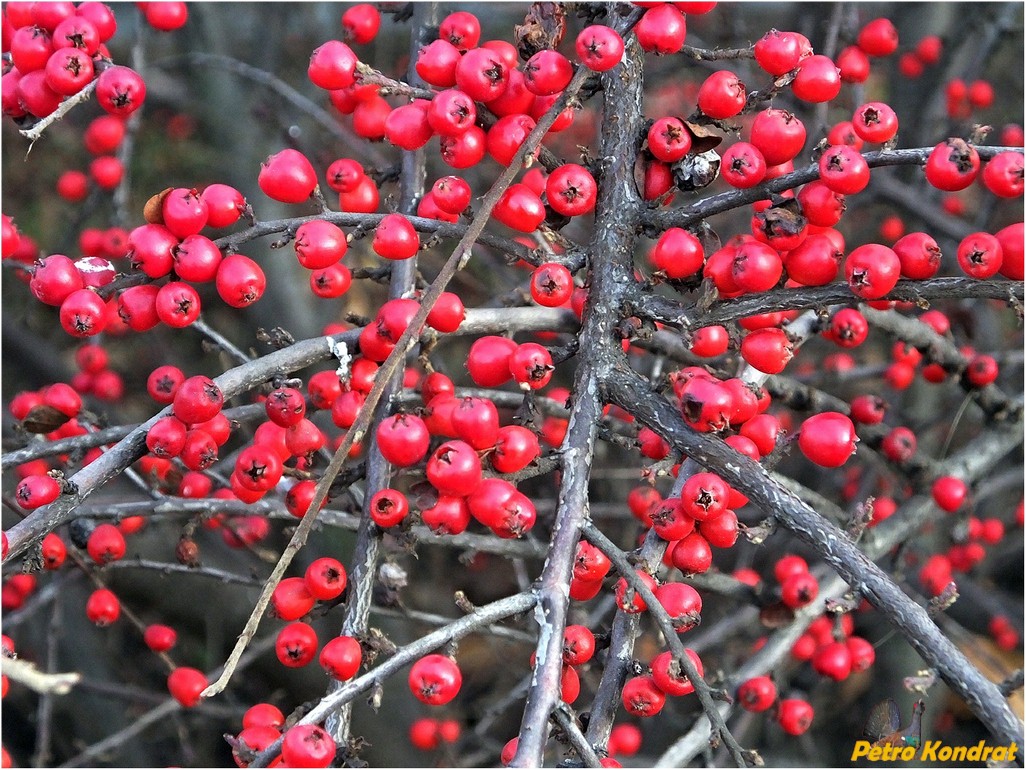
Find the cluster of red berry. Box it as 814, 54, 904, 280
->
1, 1, 1023, 767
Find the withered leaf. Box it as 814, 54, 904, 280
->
682, 120, 723, 154
514, 2, 566, 60
21, 405, 71, 434
143, 188, 173, 225
759, 601, 796, 628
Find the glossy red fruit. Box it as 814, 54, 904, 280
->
451, 397, 500, 451
85, 587, 120, 625
697, 70, 746, 119
750, 109, 806, 166
216, 254, 266, 308
576, 25, 624, 72
613, 570, 658, 613
721, 142, 767, 189
276, 621, 319, 668
271, 577, 316, 621
791, 55, 841, 103
740, 328, 794, 374
857, 18, 899, 57
995, 222, 1024, 280
375, 413, 430, 467
851, 102, 899, 144
982, 152, 1025, 198
932, 476, 967, 512
845, 244, 901, 299
621, 675, 666, 717
837, 45, 870, 83
546, 164, 597, 217
454, 46, 508, 103
86, 523, 126, 564
494, 184, 545, 233
242, 703, 285, 731
281, 725, 336, 768
143, 624, 178, 653
780, 571, 819, 608
308, 40, 357, 89
924, 139, 980, 191
893, 232, 942, 279
426, 291, 465, 333
305, 557, 347, 601
654, 582, 703, 631
95, 65, 146, 116
778, 699, 814, 735
648, 228, 704, 280
409, 654, 462, 705
957, 232, 1003, 279
680, 472, 729, 521
651, 648, 704, 696
812, 641, 853, 680
40, 533, 67, 569
173, 234, 222, 282
259, 149, 317, 203
173, 376, 223, 425
320, 635, 362, 680
671, 533, 713, 574
372, 215, 422, 261
427, 440, 482, 497
559, 625, 596, 667
167, 667, 207, 708
524, 50, 573, 96
294, 220, 347, 269
819, 145, 870, 194
634, 4, 686, 55
574, 539, 612, 582
737, 676, 776, 712
467, 336, 517, 387
753, 29, 802, 76
798, 412, 857, 467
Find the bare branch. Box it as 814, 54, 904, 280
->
18, 81, 98, 146
2, 657, 80, 696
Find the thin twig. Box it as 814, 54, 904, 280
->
582, 522, 755, 768
18, 81, 98, 146
2, 657, 80, 695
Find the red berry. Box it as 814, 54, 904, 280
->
281, 725, 336, 768
576, 25, 624, 72
167, 667, 207, 707
95, 65, 146, 117
924, 139, 980, 192
857, 18, 899, 57
812, 641, 853, 680
798, 412, 857, 467
651, 648, 704, 696
635, 4, 686, 55
320, 635, 362, 680
697, 70, 746, 119
258, 149, 317, 203
409, 654, 462, 706
932, 476, 968, 512
276, 622, 319, 668
621, 675, 666, 717
791, 55, 841, 103
737, 676, 776, 712
84, 591, 119, 628
143, 624, 178, 653
308, 40, 357, 89
778, 699, 814, 735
